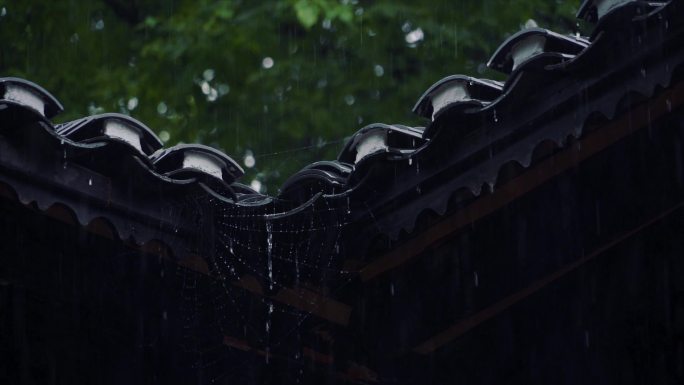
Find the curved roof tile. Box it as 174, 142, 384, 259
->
487, 28, 589, 75
412, 75, 503, 121
56, 113, 163, 156
0, 77, 63, 119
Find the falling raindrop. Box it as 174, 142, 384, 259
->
69, 33, 79, 44
345, 95, 355, 106
373, 64, 384, 77
474, 271, 479, 287
493, 109, 498, 123
390, 283, 395, 296
666, 99, 672, 112
266, 221, 273, 291
408, 158, 413, 166
88, 178, 92, 186
0, 7, 6, 17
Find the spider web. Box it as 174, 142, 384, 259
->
174, 188, 355, 383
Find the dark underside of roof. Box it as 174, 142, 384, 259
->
2, 1, 684, 384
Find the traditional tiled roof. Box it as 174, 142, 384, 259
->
344, 0, 683, 252
1, 1, 683, 382
1, 0, 682, 279
1, 0, 681, 281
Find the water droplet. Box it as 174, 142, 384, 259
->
373, 64, 384, 77
0, 7, 6, 17
493, 109, 498, 123
474, 271, 479, 287
666, 99, 672, 112
88, 178, 92, 186
641, 67, 646, 78
390, 283, 395, 296
408, 158, 413, 166
266, 221, 273, 291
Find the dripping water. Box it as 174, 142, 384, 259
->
266, 220, 273, 290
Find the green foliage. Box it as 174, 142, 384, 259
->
0, 0, 582, 193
